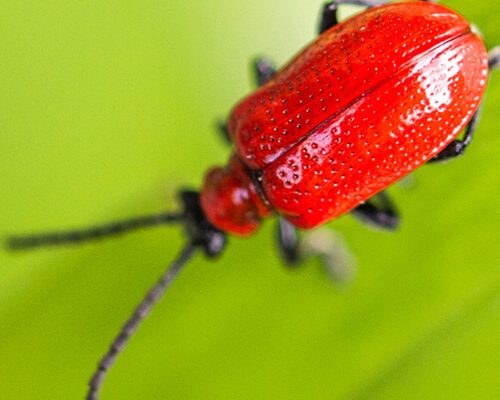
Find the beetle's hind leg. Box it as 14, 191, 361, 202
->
319, 0, 390, 34
276, 189, 399, 280
318, 0, 439, 35
351, 191, 400, 230
276, 217, 301, 265
429, 46, 500, 163
427, 103, 483, 163
276, 217, 355, 283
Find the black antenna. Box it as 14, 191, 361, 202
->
86, 243, 197, 400
5, 212, 184, 250
5, 190, 226, 399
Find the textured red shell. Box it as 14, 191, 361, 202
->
202, 1, 489, 235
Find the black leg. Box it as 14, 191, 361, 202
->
429, 46, 499, 163
427, 103, 482, 163
318, 0, 387, 34
216, 120, 231, 145
253, 57, 276, 87
318, 0, 438, 35
489, 46, 500, 70
277, 217, 300, 266
276, 218, 355, 283
217, 57, 276, 145
351, 191, 400, 230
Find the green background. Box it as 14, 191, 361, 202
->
1, 1, 499, 399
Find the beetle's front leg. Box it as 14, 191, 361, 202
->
276, 217, 355, 283
351, 191, 400, 230
429, 46, 499, 163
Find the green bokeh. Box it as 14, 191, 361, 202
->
1, 1, 499, 399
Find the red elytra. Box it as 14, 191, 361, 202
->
201, 1, 489, 235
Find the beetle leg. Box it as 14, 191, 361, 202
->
253, 57, 277, 87
318, 0, 387, 34
429, 46, 499, 163
427, 102, 483, 163
318, 0, 439, 35
216, 57, 277, 145
488, 45, 500, 71
318, 1, 340, 35
216, 58, 276, 145
351, 191, 400, 230
216, 120, 231, 145
276, 218, 355, 283
277, 217, 301, 265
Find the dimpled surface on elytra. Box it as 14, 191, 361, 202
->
227, 2, 488, 229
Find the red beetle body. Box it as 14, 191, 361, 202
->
203, 1, 489, 235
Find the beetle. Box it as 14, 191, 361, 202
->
6, 1, 499, 399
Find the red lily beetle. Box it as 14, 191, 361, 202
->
6, 1, 499, 399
